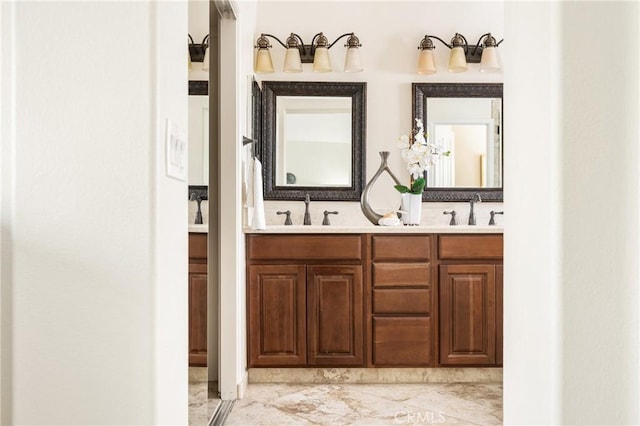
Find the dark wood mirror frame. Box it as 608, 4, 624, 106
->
413, 82, 503, 202
261, 81, 366, 201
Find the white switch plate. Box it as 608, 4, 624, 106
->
165, 119, 187, 181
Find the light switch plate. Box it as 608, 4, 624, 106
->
165, 119, 187, 181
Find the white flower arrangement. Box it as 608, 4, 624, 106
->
395, 118, 449, 194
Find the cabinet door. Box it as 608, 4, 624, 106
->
307, 265, 364, 366
439, 264, 496, 365
188, 271, 208, 366
248, 265, 307, 366
496, 264, 503, 366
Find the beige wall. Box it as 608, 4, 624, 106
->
0, 2, 188, 423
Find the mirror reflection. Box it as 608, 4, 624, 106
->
188, 81, 209, 186
426, 98, 501, 188
188, 95, 209, 185
413, 82, 503, 201
275, 96, 352, 187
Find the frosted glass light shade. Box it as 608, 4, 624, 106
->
313, 47, 332, 73
417, 49, 436, 75
202, 47, 210, 71
255, 49, 274, 74
344, 47, 363, 73
448, 46, 467, 73
480, 46, 500, 72
283, 48, 302, 73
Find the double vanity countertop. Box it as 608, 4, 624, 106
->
190, 224, 503, 234
189, 223, 504, 234
244, 225, 503, 234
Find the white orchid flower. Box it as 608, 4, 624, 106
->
397, 134, 410, 149
407, 163, 423, 180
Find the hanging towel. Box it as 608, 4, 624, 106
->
243, 157, 254, 208
251, 158, 266, 230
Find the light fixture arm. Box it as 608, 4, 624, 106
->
327, 32, 356, 49
424, 35, 453, 49
258, 33, 288, 49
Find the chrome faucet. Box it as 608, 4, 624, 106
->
468, 193, 482, 225
303, 194, 312, 225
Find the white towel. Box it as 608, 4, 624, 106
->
251, 158, 266, 230
243, 156, 254, 208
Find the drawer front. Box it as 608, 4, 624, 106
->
373, 317, 431, 366
372, 263, 430, 287
372, 235, 431, 261
189, 233, 208, 260
438, 235, 503, 260
248, 235, 362, 261
372, 289, 431, 314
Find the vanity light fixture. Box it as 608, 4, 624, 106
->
254, 32, 363, 73
188, 34, 210, 71
417, 32, 503, 74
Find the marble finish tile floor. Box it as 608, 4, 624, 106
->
224, 382, 502, 425
189, 367, 221, 426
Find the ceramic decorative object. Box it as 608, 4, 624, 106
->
400, 193, 422, 225
360, 152, 402, 225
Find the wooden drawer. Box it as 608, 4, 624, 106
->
372, 263, 430, 287
248, 235, 362, 261
372, 289, 431, 314
372, 235, 430, 261
438, 235, 503, 260
373, 317, 431, 365
189, 233, 208, 260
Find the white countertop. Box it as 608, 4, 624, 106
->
188, 224, 208, 233
243, 225, 503, 234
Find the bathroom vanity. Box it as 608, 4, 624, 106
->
245, 228, 503, 369
189, 231, 208, 366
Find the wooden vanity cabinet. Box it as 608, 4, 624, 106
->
437, 235, 503, 366
247, 235, 365, 367
371, 235, 434, 366
188, 233, 208, 366
246, 232, 503, 369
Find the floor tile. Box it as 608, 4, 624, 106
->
225, 383, 502, 425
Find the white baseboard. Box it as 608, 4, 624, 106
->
237, 370, 249, 399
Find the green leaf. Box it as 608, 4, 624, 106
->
410, 177, 426, 194
394, 185, 410, 194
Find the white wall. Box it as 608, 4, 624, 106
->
558, 2, 638, 423
0, 2, 188, 424
504, 1, 639, 424
252, 0, 504, 225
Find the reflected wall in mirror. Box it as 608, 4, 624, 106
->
189, 81, 209, 186
262, 81, 366, 201
413, 83, 503, 201
276, 96, 352, 187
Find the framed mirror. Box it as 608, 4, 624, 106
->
188, 80, 209, 200
261, 81, 366, 201
413, 83, 503, 202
